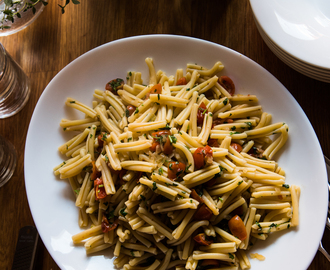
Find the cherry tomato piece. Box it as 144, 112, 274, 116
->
91, 161, 101, 181
194, 204, 213, 220
152, 130, 171, 137
228, 215, 247, 240
150, 130, 172, 154
150, 141, 160, 152
146, 83, 162, 99
200, 259, 220, 267
176, 77, 187, 85
193, 233, 213, 246
212, 118, 234, 128
167, 161, 186, 180
193, 145, 213, 170
231, 142, 243, 153
190, 189, 204, 204
163, 136, 174, 155
219, 76, 235, 96
205, 177, 216, 187
94, 178, 107, 200
105, 78, 124, 94
101, 214, 119, 233
248, 146, 264, 159
197, 102, 208, 126
208, 138, 219, 148
126, 105, 136, 116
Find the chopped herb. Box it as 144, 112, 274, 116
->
202, 109, 207, 115
107, 210, 114, 219
102, 133, 107, 141
152, 182, 158, 191
231, 126, 236, 131
186, 88, 190, 91
256, 221, 262, 230
223, 98, 228, 105
90, 134, 93, 138
125, 109, 130, 117
219, 197, 223, 202
169, 135, 177, 144
74, 189, 80, 195
181, 191, 186, 194
210, 113, 213, 117
190, 199, 193, 203
238, 180, 243, 185
69, 101, 76, 103
178, 195, 184, 199
130, 251, 135, 257
282, 184, 290, 189
287, 224, 290, 229
158, 167, 164, 175
169, 163, 173, 170
120, 207, 127, 217
127, 137, 132, 142
63, 127, 67, 131
134, 108, 139, 115
104, 155, 109, 162
245, 122, 253, 130
163, 124, 171, 130
229, 253, 235, 260
172, 183, 178, 187
129, 71, 132, 76
185, 164, 192, 172
98, 184, 104, 188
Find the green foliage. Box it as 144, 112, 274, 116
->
1, 0, 80, 30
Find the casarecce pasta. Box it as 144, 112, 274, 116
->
54, 58, 300, 270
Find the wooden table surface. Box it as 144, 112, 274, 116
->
0, 1, 329, 269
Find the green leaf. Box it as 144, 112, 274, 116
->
4, 0, 13, 6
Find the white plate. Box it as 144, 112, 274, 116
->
253, 16, 330, 83
250, 0, 330, 71
24, 35, 328, 270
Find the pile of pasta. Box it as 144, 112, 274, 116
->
54, 58, 300, 270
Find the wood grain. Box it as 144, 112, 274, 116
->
0, 0, 329, 269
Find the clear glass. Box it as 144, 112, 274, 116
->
0, 0, 45, 36
0, 135, 17, 188
0, 43, 30, 118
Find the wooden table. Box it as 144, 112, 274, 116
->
0, 1, 329, 269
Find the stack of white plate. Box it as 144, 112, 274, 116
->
250, 0, 330, 83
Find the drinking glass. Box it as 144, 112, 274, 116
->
0, 42, 30, 118
0, 135, 17, 188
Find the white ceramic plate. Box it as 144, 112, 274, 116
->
253, 15, 330, 83
250, 0, 330, 71
24, 35, 328, 270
